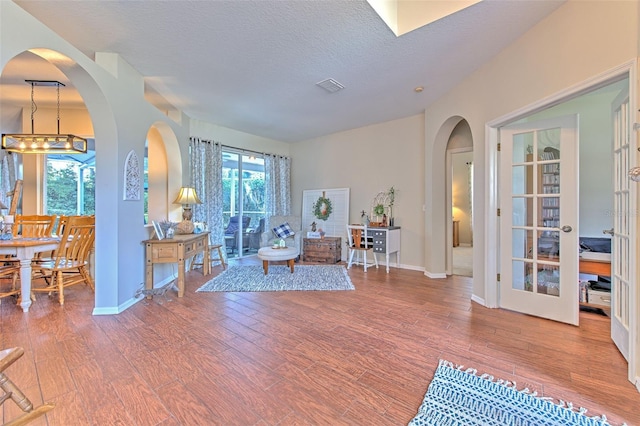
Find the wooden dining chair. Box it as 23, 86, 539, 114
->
53, 215, 69, 237
0, 347, 55, 425
31, 216, 95, 305
346, 224, 378, 272
0, 262, 21, 305
14, 215, 57, 238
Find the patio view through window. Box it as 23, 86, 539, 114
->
45, 151, 95, 216
223, 151, 265, 258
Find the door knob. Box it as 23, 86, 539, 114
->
603, 228, 614, 236
560, 225, 572, 233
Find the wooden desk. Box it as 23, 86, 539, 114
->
143, 232, 210, 297
0, 237, 60, 312
367, 226, 401, 273
579, 258, 611, 276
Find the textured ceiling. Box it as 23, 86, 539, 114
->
3, 0, 564, 143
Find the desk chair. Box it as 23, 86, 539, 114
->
346, 224, 378, 272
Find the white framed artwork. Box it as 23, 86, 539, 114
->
302, 187, 350, 260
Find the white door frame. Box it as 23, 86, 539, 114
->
484, 60, 638, 386
446, 147, 473, 275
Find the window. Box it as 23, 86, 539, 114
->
44, 151, 95, 216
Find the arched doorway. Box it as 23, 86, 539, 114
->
1, 49, 119, 312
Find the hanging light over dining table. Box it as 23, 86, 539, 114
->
1, 80, 87, 154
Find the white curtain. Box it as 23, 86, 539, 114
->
189, 137, 224, 251
264, 154, 291, 216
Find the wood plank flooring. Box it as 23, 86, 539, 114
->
1, 257, 639, 425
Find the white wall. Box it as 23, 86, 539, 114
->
190, 120, 290, 157
292, 114, 425, 270
423, 0, 639, 296
147, 126, 169, 222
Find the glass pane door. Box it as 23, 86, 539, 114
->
500, 115, 578, 325
222, 152, 265, 259
510, 128, 562, 296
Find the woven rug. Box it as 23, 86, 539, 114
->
196, 265, 354, 292
410, 360, 616, 426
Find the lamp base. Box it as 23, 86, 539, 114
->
182, 207, 193, 221
176, 220, 195, 234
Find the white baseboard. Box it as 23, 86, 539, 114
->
424, 270, 447, 279
398, 264, 424, 272
471, 294, 485, 306
93, 295, 139, 315
92, 275, 177, 315
92, 307, 119, 315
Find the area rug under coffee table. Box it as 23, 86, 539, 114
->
196, 265, 354, 292
410, 360, 615, 426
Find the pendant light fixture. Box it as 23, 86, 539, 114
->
1, 80, 87, 154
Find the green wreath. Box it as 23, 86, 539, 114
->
313, 196, 332, 221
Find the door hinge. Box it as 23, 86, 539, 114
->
497, 208, 501, 216
497, 273, 501, 281
497, 143, 501, 151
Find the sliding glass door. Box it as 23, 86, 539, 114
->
222, 151, 265, 258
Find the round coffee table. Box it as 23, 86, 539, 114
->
257, 246, 299, 275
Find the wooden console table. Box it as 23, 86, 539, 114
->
143, 232, 210, 298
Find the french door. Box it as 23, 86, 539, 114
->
611, 91, 631, 360
499, 115, 579, 325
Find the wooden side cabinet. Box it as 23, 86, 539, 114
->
303, 237, 341, 263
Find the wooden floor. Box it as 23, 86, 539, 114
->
1, 257, 639, 425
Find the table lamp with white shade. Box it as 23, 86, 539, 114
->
173, 187, 202, 234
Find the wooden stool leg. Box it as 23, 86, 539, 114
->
288, 259, 295, 273
217, 246, 226, 270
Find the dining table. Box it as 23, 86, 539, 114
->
0, 237, 60, 312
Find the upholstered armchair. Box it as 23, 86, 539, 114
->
260, 215, 302, 253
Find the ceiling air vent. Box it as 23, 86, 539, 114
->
316, 78, 344, 93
